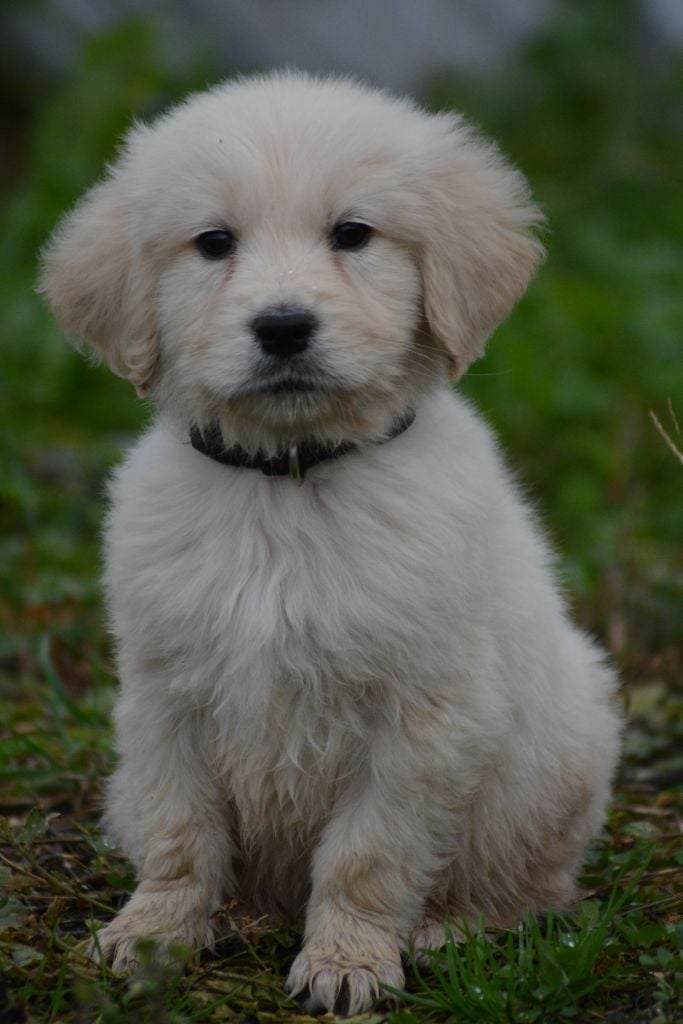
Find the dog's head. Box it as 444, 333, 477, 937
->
39, 72, 543, 451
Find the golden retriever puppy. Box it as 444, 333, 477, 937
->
40, 72, 621, 1016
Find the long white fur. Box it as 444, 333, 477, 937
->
39, 72, 621, 1016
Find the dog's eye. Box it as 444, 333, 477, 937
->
330, 221, 373, 252
196, 229, 237, 260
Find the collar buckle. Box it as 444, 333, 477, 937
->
288, 442, 303, 484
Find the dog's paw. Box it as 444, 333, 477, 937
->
409, 915, 465, 968
88, 923, 147, 973
285, 945, 404, 1016
88, 900, 214, 973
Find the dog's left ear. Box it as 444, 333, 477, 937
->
420, 119, 545, 378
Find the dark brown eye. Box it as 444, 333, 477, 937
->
330, 221, 373, 251
196, 229, 237, 259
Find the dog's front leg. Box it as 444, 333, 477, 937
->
92, 689, 233, 971
286, 752, 449, 1015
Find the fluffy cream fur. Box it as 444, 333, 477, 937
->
39, 72, 621, 1016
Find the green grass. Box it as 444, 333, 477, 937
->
1, 2, 682, 1020
393, 868, 680, 1022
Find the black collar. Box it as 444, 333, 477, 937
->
189, 409, 416, 482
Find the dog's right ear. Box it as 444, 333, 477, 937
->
38, 177, 158, 396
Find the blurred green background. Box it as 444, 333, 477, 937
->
1, 0, 681, 690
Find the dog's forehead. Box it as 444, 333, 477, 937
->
126, 76, 443, 237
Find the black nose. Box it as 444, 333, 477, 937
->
251, 308, 317, 357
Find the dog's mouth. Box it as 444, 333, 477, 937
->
255, 376, 330, 396
242, 362, 343, 398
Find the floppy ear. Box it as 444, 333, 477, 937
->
420, 121, 545, 378
38, 176, 158, 396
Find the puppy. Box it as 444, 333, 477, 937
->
40, 72, 621, 1016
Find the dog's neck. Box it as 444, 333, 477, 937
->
189, 409, 416, 482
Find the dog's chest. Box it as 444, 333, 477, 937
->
108, 442, 465, 841
110, 456, 452, 704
